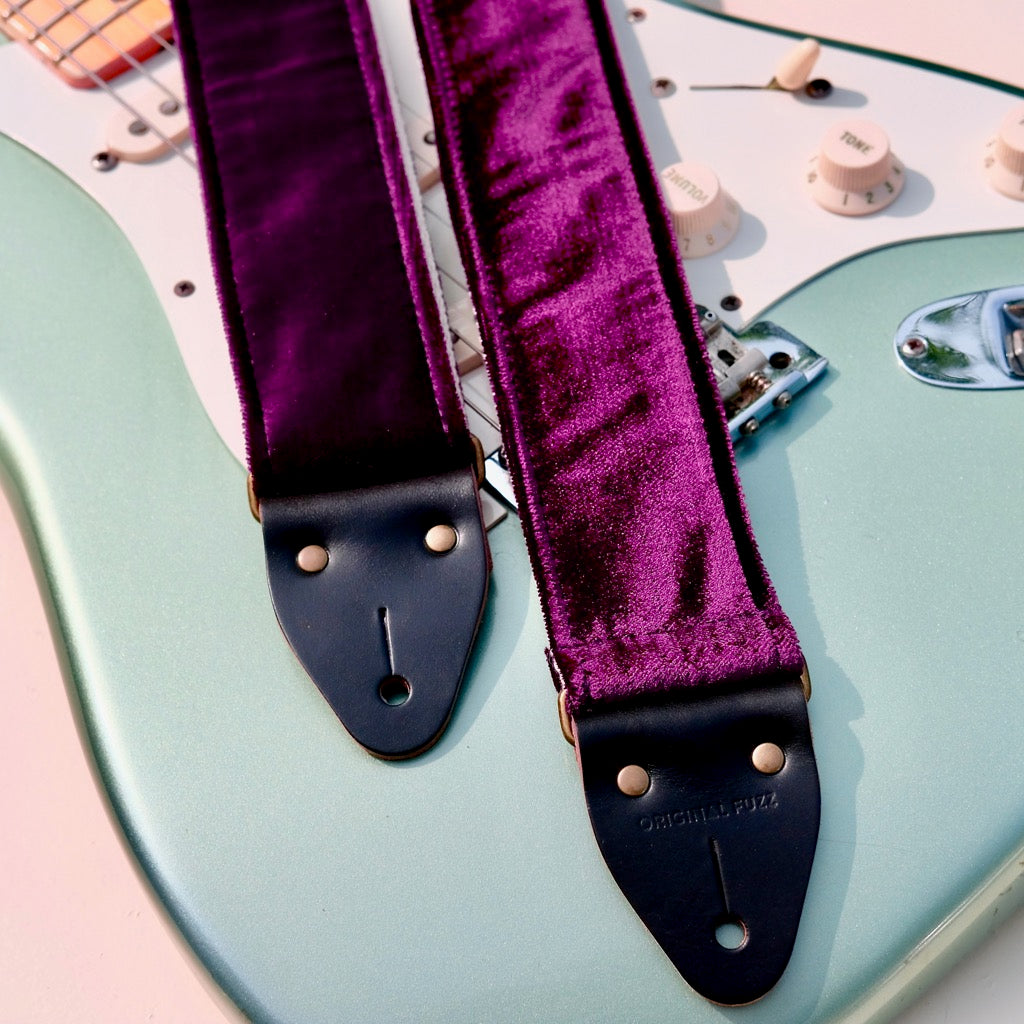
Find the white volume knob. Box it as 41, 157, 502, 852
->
806, 119, 905, 215
984, 103, 1024, 199
660, 161, 740, 257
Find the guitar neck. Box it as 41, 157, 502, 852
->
0, 0, 172, 87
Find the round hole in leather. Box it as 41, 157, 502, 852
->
714, 917, 748, 950
379, 675, 411, 706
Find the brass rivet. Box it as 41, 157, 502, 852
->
470, 434, 486, 486
752, 742, 785, 775
424, 524, 458, 553
246, 474, 261, 522
800, 663, 812, 701
296, 544, 329, 573
617, 764, 650, 797
557, 690, 575, 746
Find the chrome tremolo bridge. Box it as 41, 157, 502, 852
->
698, 306, 829, 439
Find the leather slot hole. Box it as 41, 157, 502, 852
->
379, 675, 411, 706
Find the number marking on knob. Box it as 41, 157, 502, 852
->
806, 119, 905, 216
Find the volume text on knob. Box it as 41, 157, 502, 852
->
660, 160, 741, 257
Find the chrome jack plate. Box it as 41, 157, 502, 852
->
894, 286, 1024, 389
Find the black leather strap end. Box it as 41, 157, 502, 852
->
259, 467, 489, 759
574, 679, 820, 1005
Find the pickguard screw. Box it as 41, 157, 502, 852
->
91, 151, 118, 172
174, 280, 196, 297
423, 129, 436, 145
650, 77, 676, 98
720, 294, 742, 312
901, 335, 928, 359
626, 7, 646, 22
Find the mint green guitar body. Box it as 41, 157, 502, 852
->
2, 29, 1024, 1024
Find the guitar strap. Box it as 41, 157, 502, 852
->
174, 0, 818, 1000
171, 0, 490, 759
412, 0, 820, 1005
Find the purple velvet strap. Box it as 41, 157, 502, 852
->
413, 0, 804, 716
173, 0, 473, 499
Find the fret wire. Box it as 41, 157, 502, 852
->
1, 1, 35, 23
1, 0, 80, 26
34, 0, 90, 40
4, 0, 174, 58
63, 0, 149, 56
4, 1, 172, 86
45, 0, 183, 112
117, 0, 177, 60
6, 2, 194, 165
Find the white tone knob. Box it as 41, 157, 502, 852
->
660, 161, 740, 257
985, 103, 1024, 200
771, 38, 820, 91
806, 119, 905, 215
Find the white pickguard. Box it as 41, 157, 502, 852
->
379, 0, 1024, 332
1, 1, 1021, 470
611, 1, 1024, 325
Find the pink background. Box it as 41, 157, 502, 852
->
0, 481, 243, 1024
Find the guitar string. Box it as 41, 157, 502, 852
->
53, 0, 191, 156
49, 0, 182, 108
68, 0, 186, 105
14, 0, 179, 63
101, 0, 184, 124
62, 0, 154, 62
77, 0, 187, 120
3, 0, 172, 90
6, 0, 158, 59
7, 0, 185, 130
116, 0, 179, 60
4, 1, 183, 116
2, 1, 194, 165
27, 0, 89, 36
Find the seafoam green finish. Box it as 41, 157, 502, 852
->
2, 124, 1024, 1024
